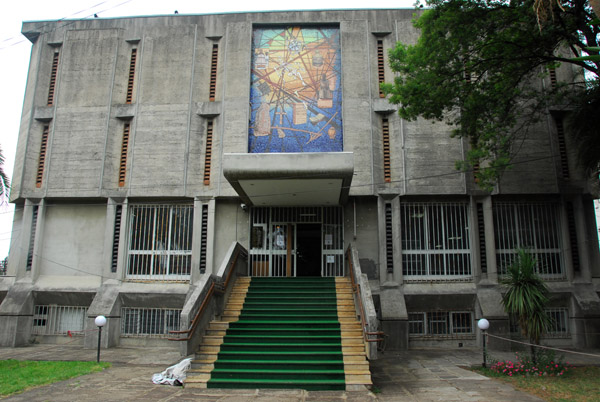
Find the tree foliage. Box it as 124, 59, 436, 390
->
501, 248, 552, 346
382, 0, 600, 189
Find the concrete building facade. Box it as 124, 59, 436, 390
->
1, 9, 599, 353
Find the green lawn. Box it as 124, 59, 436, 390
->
0, 360, 111, 397
473, 366, 600, 402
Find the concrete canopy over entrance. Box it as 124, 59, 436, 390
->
222, 152, 354, 206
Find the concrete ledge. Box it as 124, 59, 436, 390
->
223, 152, 354, 206
33, 106, 54, 122
196, 101, 222, 117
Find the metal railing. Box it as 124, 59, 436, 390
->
168, 242, 247, 353
346, 244, 384, 359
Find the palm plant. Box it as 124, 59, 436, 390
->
501, 248, 552, 361
0, 145, 10, 204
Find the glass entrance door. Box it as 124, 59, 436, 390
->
271, 223, 295, 277
248, 206, 343, 277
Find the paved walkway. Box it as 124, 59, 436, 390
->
1, 344, 597, 401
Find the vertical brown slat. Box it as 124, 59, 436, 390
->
47, 52, 59, 106
549, 67, 557, 89
203, 120, 214, 185
385, 203, 393, 274
209, 44, 218, 101
382, 118, 391, 183
36, 125, 50, 188
377, 40, 385, 98
26, 206, 39, 271
199, 204, 208, 274
476, 203, 487, 273
111, 205, 123, 273
126, 49, 137, 104
118, 123, 131, 187
566, 202, 580, 272
555, 116, 569, 178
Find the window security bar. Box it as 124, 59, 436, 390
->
408, 311, 474, 338
121, 307, 181, 337
493, 202, 564, 280
32, 305, 88, 335
127, 204, 193, 281
400, 202, 472, 281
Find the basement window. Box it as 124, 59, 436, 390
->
32, 305, 87, 336
121, 307, 181, 337
409, 311, 474, 338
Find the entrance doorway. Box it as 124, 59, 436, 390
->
248, 206, 344, 277
296, 224, 321, 276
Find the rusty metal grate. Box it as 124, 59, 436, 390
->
203, 120, 213, 185
126, 49, 137, 104
118, 123, 130, 187
382, 118, 391, 183
566, 202, 580, 272
111, 205, 123, 273
199, 204, 208, 274
26, 205, 39, 271
476, 203, 487, 273
377, 40, 385, 98
385, 203, 393, 274
47, 52, 59, 106
549, 67, 557, 89
36, 125, 49, 188
555, 116, 569, 178
209, 44, 218, 101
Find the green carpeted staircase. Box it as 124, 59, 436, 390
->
186, 276, 371, 390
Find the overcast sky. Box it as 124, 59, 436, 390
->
1, 0, 598, 259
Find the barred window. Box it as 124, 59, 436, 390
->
121, 307, 181, 337
408, 311, 474, 338
493, 202, 564, 279
127, 204, 193, 281
509, 307, 569, 338
401, 203, 472, 280
32, 305, 87, 335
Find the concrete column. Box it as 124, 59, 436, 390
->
13, 202, 34, 280
391, 196, 403, 284
572, 196, 593, 282
30, 200, 46, 283
115, 198, 129, 280
481, 196, 498, 284
558, 200, 575, 282
101, 199, 117, 281
377, 197, 389, 284
206, 199, 216, 274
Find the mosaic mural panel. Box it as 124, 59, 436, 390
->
249, 27, 342, 153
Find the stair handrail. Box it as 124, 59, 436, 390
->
168, 242, 247, 347
346, 244, 384, 359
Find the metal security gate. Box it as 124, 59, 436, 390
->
248, 206, 344, 277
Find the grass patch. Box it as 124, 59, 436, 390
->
473, 365, 600, 401
0, 360, 111, 397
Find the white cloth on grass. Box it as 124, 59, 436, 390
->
152, 357, 192, 386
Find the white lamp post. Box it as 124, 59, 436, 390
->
477, 318, 490, 368
95, 315, 107, 363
